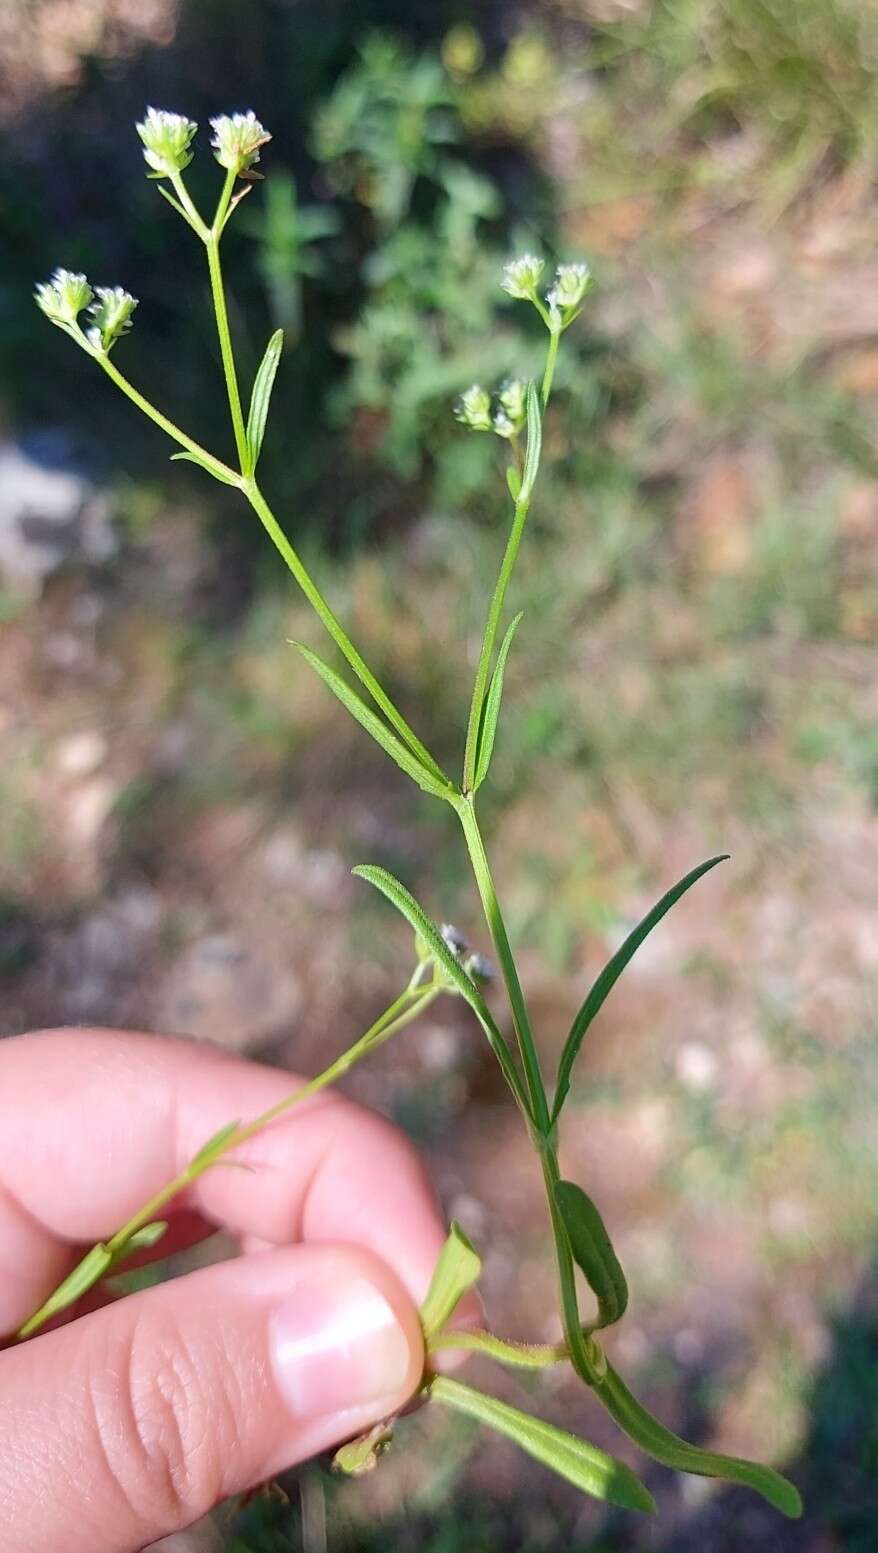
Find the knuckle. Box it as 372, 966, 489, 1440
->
92, 1307, 234, 1530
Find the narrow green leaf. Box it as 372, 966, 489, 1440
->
190, 1120, 242, 1171
552, 855, 729, 1122
554, 1179, 627, 1329
595, 1360, 802, 1518
473, 611, 522, 791
170, 450, 240, 487
420, 1222, 482, 1339
294, 644, 454, 800
155, 184, 190, 222
518, 381, 542, 503
351, 864, 525, 1103
246, 329, 284, 469
506, 465, 522, 500
19, 1243, 113, 1332
430, 1376, 655, 1513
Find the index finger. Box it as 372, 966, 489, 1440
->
0, 1027, 450, 1337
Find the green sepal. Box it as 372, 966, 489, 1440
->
351, 864, 525, 1104
246, 329, 284, 471
473, 611, 522, 791
552, 855, 729, 1121
293, 644, 454, 800
429, 1375, 655, 1513
594, 1360, 803, 1518
518, 381, 542, 503
554, 1179, 627, 1329
170, 450, 240, 487
420, 1222, 482, 1340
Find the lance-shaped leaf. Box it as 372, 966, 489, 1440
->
429, 1376, 655, 1513
170, 449, 240, 486
552, 855, 729, 1121
473, 612, 522, 791
294, 645, 454, 800
555, 1179, 627, 1330
17, 1242, 113, 1336
421, 1222, 482, 1340
246, 329, 284, 470
518, 381, 542, 503
351, 864, 525, 1105
594, 1360, 802, 1518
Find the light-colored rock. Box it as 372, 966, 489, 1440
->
0, 438, 115, 594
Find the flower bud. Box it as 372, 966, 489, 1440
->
136, 108, 198, 179
35, 268, 93, 328
497, 378, 527, 436
454, 384, 493, 432
464, 951, 495, 983
441, 923, 469, 958
209, 111, 271, 175
86, 286, 138, 353
501, 254, 545, 300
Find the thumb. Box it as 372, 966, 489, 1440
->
1, 1243, 424, 1553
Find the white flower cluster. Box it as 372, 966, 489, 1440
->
86, 286, 139, 353
35, 270, 137, 353
501, 254, 593, 332
35, 268, 92, 327
454, 378, 528, 439
500, 254, 545, 299
136, 107, 198, 179
209, 111, 271, 174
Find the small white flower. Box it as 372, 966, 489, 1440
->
35, 268, 93, 327
501, 254, 545, 299
546, 261, 592, 313
209, 111, 271, 174
86, 286, 138, 353
136, 107, 198, 179
454, 384, 492, 432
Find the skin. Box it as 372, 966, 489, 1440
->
0, 1028, 472, 1553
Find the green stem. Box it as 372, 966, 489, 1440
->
455, 794, 599, 1384
169, 170, 209, 241
455, 794, 548, 1132
541, 329, 560, 406
16, 979, 438, 1341
462, 494, 531, 791
207, 169, 250, 473
94, 352, 240, 487
243, 479, 448, 784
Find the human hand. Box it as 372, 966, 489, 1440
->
0, 1028, 460, 1552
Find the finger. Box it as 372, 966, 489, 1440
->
1, 1240, 423, 1553
0, 1029, 459, 1336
